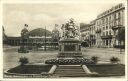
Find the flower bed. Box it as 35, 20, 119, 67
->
45, 58, 95, 65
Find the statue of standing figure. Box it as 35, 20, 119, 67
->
61, 18, 79, 39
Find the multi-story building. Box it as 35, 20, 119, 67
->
96, 3, 125, 48
80, 23, 90, 46
89, 20, 96, 47
80, 21, 96, 47
80, 3, 125, 48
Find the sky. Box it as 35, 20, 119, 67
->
2, 0, 123, 37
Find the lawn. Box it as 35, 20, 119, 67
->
7, 64, 52, 74
87, 64, 125, 76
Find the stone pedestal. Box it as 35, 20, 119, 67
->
58, 38, 83, 58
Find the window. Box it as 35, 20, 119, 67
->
106, 40, 108, 45
91, 27, 93, 30
59, 45, 61, 51
79, 45, 81, 51
119, 4, 122, 8
103, 27, 105, 30
109, 16, 111, 21
106, 31, 108, 36
106, 18, 108, 23
109, 40, 111, 45
118, 12, 121, 25
118, 12, 121, 19
103, 32, 105, 36
109, 30, 111, 35
106, 26, 108, 30
102, 19, 104, 24
114, 13, 116, 19
114, 14, 117, 25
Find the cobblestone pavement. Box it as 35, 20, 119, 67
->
3, 46, 125, 71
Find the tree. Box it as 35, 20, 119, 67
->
116, 28, 125, 48
117, 28, 125, 42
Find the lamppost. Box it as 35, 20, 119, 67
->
18, 24, 29, 53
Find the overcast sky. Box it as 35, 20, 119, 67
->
3, 0, 123, 37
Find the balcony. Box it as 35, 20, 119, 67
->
112, 25, 124, 30
101, 35, 113, 39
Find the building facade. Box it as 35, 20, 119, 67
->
80, 3, 125, 48
89, 20, 96, 47
3, 28, 60, 50
80, 23, 90, 46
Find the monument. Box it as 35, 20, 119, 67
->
58, 18, 82, 58
45, 19, 92, 77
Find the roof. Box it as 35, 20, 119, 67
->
28, 28, 52, 37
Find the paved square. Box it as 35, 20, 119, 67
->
3, 46, 125, 71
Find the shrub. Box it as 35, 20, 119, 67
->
19, 57, 29, 66
91, 56, 99, 64
110, 57, 120, 64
